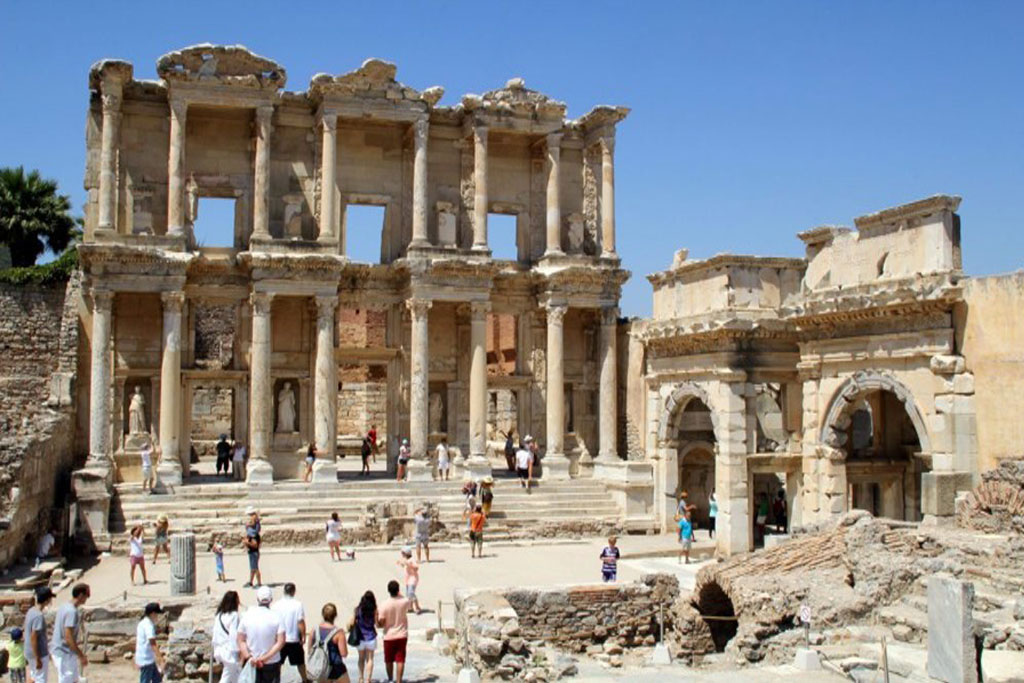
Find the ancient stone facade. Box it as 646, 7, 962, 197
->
74, 45, 630, 540
631, 195, 1024, 557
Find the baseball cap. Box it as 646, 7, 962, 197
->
256, 585, 273, 604
144, 602, 164, 616
35, 586, 54, 603
10, 627, 23, 640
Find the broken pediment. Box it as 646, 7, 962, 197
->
462, 77, 567, 119
88, 59, 134, 91
156, 44, 286, 90
309, 58, 444, 107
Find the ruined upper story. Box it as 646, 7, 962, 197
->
638, 195, 965, 343
83, 45, 629, 270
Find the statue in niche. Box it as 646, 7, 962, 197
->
276, 382, 297, 433
185, 175, 199, 228
429, 392, 444, 434
128, 386, 148, 435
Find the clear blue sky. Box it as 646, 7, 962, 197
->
2, 1, 1022, 316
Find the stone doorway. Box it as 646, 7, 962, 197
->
188, 385, 235, 458
666, 396, 717, 532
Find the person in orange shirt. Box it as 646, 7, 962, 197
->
469, 505, 486, 559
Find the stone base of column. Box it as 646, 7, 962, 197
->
462, 455, 492, 481
155, 460, 183, 490
246, 459, 275, 486
311, 460, 339, 486
72, 464, 113, 552
540, 453, 572, 480
406, 459, 433, 482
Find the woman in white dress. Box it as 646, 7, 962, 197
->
326, 511, 343, 561
211, 590, 241, 683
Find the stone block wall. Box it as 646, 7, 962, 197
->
189, 387, 234, 453
0, 273, 81, 567
336, 380, 387, 439
454, 574, 678, 680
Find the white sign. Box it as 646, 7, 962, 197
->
799, 604, 812, 624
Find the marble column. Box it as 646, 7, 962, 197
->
248, 292, 274, 484
166, 98, 188, 237
252, 105, 273, 241
410, 117, 429, 248
88, 290, 115, 467
472, 125, 489, 251
544, 133, 563, 256
407, 298, 433, 481
543, 304, 571, 478
598, 306, 618, 460
599, 137, 616, 258
312, 295, 338, 484
319, 111, 338, 245
466, 301, 493, 479
97, 90, 123, 233
156, 291, 184, 487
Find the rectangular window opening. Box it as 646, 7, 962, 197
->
346, 204, 386, 264
488, 213, 518, 262
192, 197, 237, 249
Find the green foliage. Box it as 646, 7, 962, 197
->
0, 166, 77, 267
0, 246, 78, 285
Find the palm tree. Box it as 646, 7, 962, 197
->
0, 166, 76, 267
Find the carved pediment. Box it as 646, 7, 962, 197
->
462, 78, 567, 119
157, 44, 286, 90
310, 58, 443, 106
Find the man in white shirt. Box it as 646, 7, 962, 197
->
237, 585, 285, 683
51, 583, 89, 683
140, 442, 155, 492
270, 582, 307, 681
435, 438, 450, 481
135, 602, 165, 683
515, 436, 535, 491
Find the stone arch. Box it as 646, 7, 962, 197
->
657, 382, 722, 446
820, 370, 931, 454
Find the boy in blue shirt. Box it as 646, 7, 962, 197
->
678, 512, 694, 565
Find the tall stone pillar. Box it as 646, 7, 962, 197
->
543, 304, 571, 479
248, 292, 274, 484
597, 306, 618, 460
407, 298, 432, 481
410, 117, 429, 248
319, 111, 338, 245
466, 301, 492, 479
156, 291, 184, 487
97, 89, 123, 233
166, 98, 188, 237
471, 124, 489, 251
252, 105, 273, 241
714, 381, 752, 557
312, 296, 338, 484
75, 289, 115, 550
544, 133, 563, 256
599, 137, 616, 258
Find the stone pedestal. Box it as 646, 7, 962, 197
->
72, 466, 113, 552
463, 456, 492, 481
170, 532, 196, 596
540, 454, 571, 480
311, 459, 338, 485
922, 471, 974, 517
927, 575, 977, 683
246, 459, 274, 486
406, 458, 433, 482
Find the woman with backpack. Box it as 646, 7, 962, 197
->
349, 591, 378, 683
210, 590, 241, 683
307, 602, 349, 682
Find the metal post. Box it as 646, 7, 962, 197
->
881, 637, 890, 683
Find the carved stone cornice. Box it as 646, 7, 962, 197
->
79, 243, 194, 276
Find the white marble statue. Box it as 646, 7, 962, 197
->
276, 381, 297, 433
128, 386, 147, 434
429, 392, 444, 434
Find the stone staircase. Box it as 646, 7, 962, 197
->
109, 476, 622, 552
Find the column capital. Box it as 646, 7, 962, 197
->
250, 291, 274, 316
169, 97, 188, 120
599, 135, 615, 156
545, 303, 567, 324
90, 289, 114, 311
406, 298, 432, 319
473, 123, 489, 143
319, 110, 338, 130
161, 290, 185, 312
412, 116, 429, 140
470, 300, 491, 319
314, 295, 337, 319
546, 132, 563, 151
600, 306, 620, 326
255, 104, 274, 127
101, 92, 123, 116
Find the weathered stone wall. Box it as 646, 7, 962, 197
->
959, 272, 1024, 471
336, 380, 387, 439
189, 387, 234, 454
0, 273, 80, 567
454, 575, 678, 680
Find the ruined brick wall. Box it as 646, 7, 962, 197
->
0, 273, 80, 567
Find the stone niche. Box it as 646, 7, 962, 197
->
436, 201, 457, 247
272, 377, 304, 478
121, 378, 153, 449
